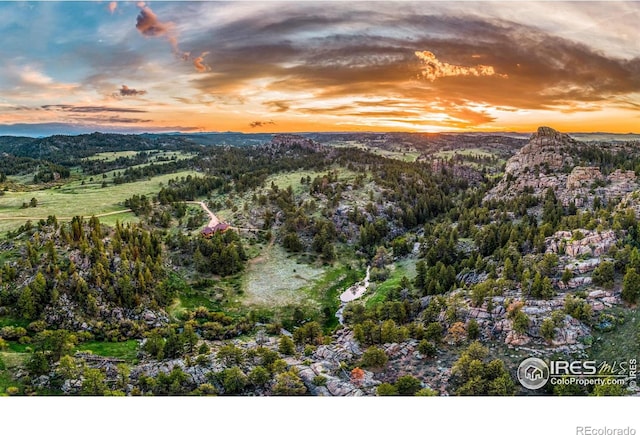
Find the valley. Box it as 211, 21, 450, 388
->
1, 128, 639, 396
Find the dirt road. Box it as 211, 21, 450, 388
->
186, 201, 220, 227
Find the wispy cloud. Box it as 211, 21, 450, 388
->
41, 105, 147, 113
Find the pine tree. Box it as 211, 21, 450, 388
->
622, 267, 640, 304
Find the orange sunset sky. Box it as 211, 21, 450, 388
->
0, 1, 638, 136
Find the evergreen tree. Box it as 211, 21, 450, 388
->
622, 267, 640, 304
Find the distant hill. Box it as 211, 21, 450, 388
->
0, 132, 203, 164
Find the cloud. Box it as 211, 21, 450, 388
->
263, 101, 290, 113
135, 3, 211, 73
249, 120, 276, 128
81, 116, 152, 124
108, 2, 117, 14
20, 67, 53, 86
193, 52, 211, 73
415, 50, 507, 81
41, 105, 147, 113
114, 85, 147, 98
136, 2, 178, 52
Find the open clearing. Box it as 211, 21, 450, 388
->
365, 258, 418, 308
84, 150, 195, 164
264, 167, 360, 195
434, 148, 498, 159
76, 340, 139, 362
84, 150, 140, 161
242, 245, 326, 306
0, 170, 200, 233
331, 141, 420, 162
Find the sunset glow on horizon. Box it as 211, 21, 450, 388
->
0, 1, 639, 136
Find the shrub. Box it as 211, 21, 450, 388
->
361, 346, 388, 369
312, 375, 327, 386
395, 375, 422, 396
418, 340, 437, 358
376, 383, 398, 396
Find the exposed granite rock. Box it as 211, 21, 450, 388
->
546, 229, 616, 258
557, 276, 592, 290
505, 331, 531, 346
485, 126, 638, 207
457, 270, 488, 285
430, 159, 483, 184
485, 127, 575, 201
563, 258, 601, 274
551, 316, 590, 347
567, 166, 602, 189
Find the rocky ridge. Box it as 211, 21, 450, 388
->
485, 126, 638, 207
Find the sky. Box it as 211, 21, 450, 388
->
0, 1, 638, 136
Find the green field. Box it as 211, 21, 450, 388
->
85, 150, 195, 163
588, 306, 640, 364
0, 351, 27, 395
331, 141, 421, 162
0, 170, 200, 233
365, 258, 418, 308
84, 150, 140, 161
435, 148, 497, 159
264, 167, 360, 196
243, 245, 326, 306
75, 340, 139, 362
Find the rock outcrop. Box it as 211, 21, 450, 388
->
485, 126, 638, 208
546, 229, 617, 258
566, 166, 602, 189
485, 127, 574, 202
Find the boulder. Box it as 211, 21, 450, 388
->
505, 331, 531, 346
567, 166, 603, 190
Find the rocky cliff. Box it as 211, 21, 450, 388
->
485, 126, 638, 208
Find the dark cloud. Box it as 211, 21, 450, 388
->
249, 120, 276, 128
41, 105, 147, 113
79, 116, 152, 124
114, 85, 147, 98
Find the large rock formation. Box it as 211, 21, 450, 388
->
485, 126, 639, 208
503, 126, 576, 175
485, 126, 575, 201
